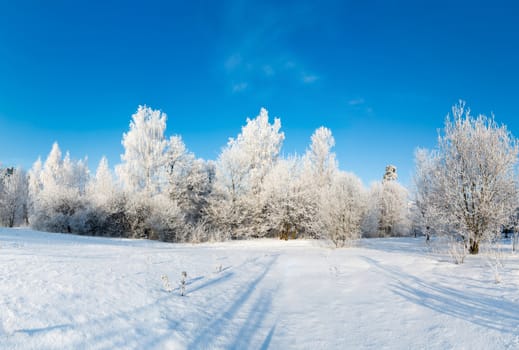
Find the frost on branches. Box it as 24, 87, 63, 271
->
28, 142, 90, 233
321, 172, 367, 247
0, 167, 28, 227
2, 104, 438, 248
413, 101, 519, 255
362, 166, 410, 238
207, 108, 284, 239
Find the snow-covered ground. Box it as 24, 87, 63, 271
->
1, 228, 519, 349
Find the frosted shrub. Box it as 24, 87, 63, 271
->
483, 242, 506, 284
161, 274, 173, 292
448, 237, 467, 264
180, 271, 187, 296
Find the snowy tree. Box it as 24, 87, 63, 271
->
321, 172, 367, 247
117, 105, 168, 196
87, 157, 116, 207
83, 157, 128, 237
166, 136, 214, 227
63, 153, 89, 195
414, 101, 518, 254
261, 157, 318, 239
303, 126, 338, 188
28, 142, 90, 233
40, 142, 63, 190
383, 165, 398, 182
363, 167, 410, 237
27, 157, 43, 219
208, 108, 284, 238
412, 149, 442, 241
115, 106, 185, 240
0, 168, 28, 227
297, 127, 340, 238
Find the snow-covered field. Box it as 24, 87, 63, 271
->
1, 228, 519, 349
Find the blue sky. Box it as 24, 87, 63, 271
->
1, 0, 519, 186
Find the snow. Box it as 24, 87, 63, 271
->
1, 228, 519, 349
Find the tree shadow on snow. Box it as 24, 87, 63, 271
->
14, 323, 74, 335
361, 237, 430, 256
188, 271, 235, 294
188, 254, 279, 349
361, 255, 519, 333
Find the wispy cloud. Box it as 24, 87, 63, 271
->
225, 54, 242, 71
224, 53, 319, 91
348, 98, 365, 106
262, 65, 275, 77
284, 61, 295, 69
232, 82, 248, 93
221, 3, 323, 91
346, 97, 374, 116
302, 73, 319, 84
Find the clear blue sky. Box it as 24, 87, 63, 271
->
1, 0, 519, 186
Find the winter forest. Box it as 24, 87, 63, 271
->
1, 101, 518, 256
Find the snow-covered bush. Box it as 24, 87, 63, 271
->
180, 271, 187, 296
161, 274, 173, 292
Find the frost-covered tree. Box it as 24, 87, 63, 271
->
412, 149, 442, 241
166, 136, 214, 227
63, 153, 89, 195
363, 167, 410, 237
27, 157, 43, 219
208, 108, 284, 238
261, 157, 318, 239
321, 172, 367, 247
383, 165, 398, 182
29, 142, 90, 233
414, 101, 518, 254
82, 157, 129, 237
88, 157, 116, 207
303, 127, 337, 188
298, 127, 340, 238
40, 142, 63, 189
117, 105, 168, 196
115, 106, 185, 240
0, 168, 28, 227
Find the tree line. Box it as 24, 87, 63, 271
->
2, 101, 517, 254
0, 106, 410, 246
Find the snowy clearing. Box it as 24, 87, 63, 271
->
1, 228, 519, 349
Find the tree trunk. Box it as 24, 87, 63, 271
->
469, 239, 479, 254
